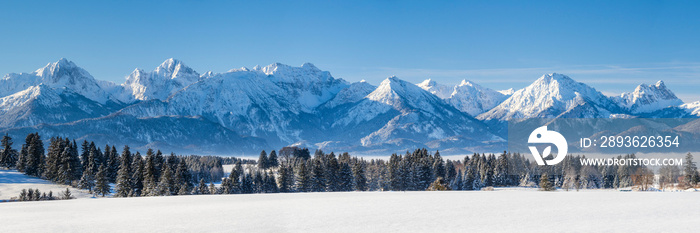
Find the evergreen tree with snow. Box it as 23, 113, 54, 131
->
445, 160, 456, 184
197, 178, 209, 194
155, 165, 175, 196
114, 146, 134, 197
324, 154, 340, 192
338, 161, 354, 191
684, 153, 699, 187
432, 151, 446, 181
388, 154, 402, 191
16, 144, 27, 172
107, 145, 119, 182
295, 162, 311, 192
80, 140, 90, 171
24, 133, 45, 177
463, 167, 476, 190
277, 164, 293, 192
175, 159, 192, 194
228, 164, 241, 194
310, 158, 326, 192
494, 152, 509, 186
540, 172, 555, 191
94, 164, 111, 197
452, 172, 463, 190
240, 173, 254, 194
268, 150, 279, 168
130, 152, 144, 196
0, 134, 18, 169
142, 152, 158, 196
78, 167, 95, 192
352, 160, 367, 191
209, 182, 217, 195
257, 150, 268, 170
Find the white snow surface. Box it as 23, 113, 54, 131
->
478, 73, 616, 120
614, 81, 683, 113
0, 169, 91, 200
681, 101, 700, 116
418, 79, 507, 116
0, 58, 115, 104
1, 189, 698, 232
119, 58, 203, 102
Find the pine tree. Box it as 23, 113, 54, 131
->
352, 160, 367, 191
277, 164, 292, 192
324, 155, 340, 192
295, 162, 311, 192
432, 151, 446, 181
130, 153, 144, 196
197, 178, 209, 194
338, 162, 354, 191
0, 134, 18, 168
142, 152, 158, 196
78, 168, 95, 192
257, 150, 268, 170
62, 188, 73, 200
80, 140, 90, 171
310, 158, 326, 192
114, 146, 133, 197
16, 144, 27, 172
228, 164, 241, 194
209, 182, 217, 195
94, 164, 111, 197
155, 165, 175, 196
107, 146, 119, 182
540, 172, 555, 191
25, 133, 45, 177
684, 153, 699, 187
175, 159, 192, 194
268, 150, 279, 168
445, 160, 456, 184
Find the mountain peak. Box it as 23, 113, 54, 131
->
458, 79, 474, 87
655, 80, 666, 88
616, 80, 682, 113
35, 58, 80, 77
536, 73, 574, 84
418, 78, 437, 87
154, 58, 196, 79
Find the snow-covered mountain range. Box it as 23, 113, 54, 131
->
1, 59, 698, 155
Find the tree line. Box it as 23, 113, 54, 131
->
2, 132, 700, 201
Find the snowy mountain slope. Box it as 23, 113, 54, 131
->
0, 58, 118, 104
2, 58, 699, 155
119, 58, 203, 102
119, 63, 348, 147
613, 81, 683, 114
321, 80, 376, 109
477, 73, 622, 121
417, 79, 454, 99
681, 101, 700, 116
418, 79, 507, 116
256, 62, 349, 111
320, 76, 501, 153
0, 113, 267, 155
0, 85, 121, 129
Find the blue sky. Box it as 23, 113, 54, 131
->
1, 1, 700, 101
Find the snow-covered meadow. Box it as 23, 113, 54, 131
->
2, 189, 698, 232
0, 169, 91, 200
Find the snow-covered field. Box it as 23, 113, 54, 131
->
0, 169, 91, 200
1, 189, 698, 232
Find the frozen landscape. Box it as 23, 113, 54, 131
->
2, 59, 700, 155
0, 169, 91, 200
2, 189, 698, 233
